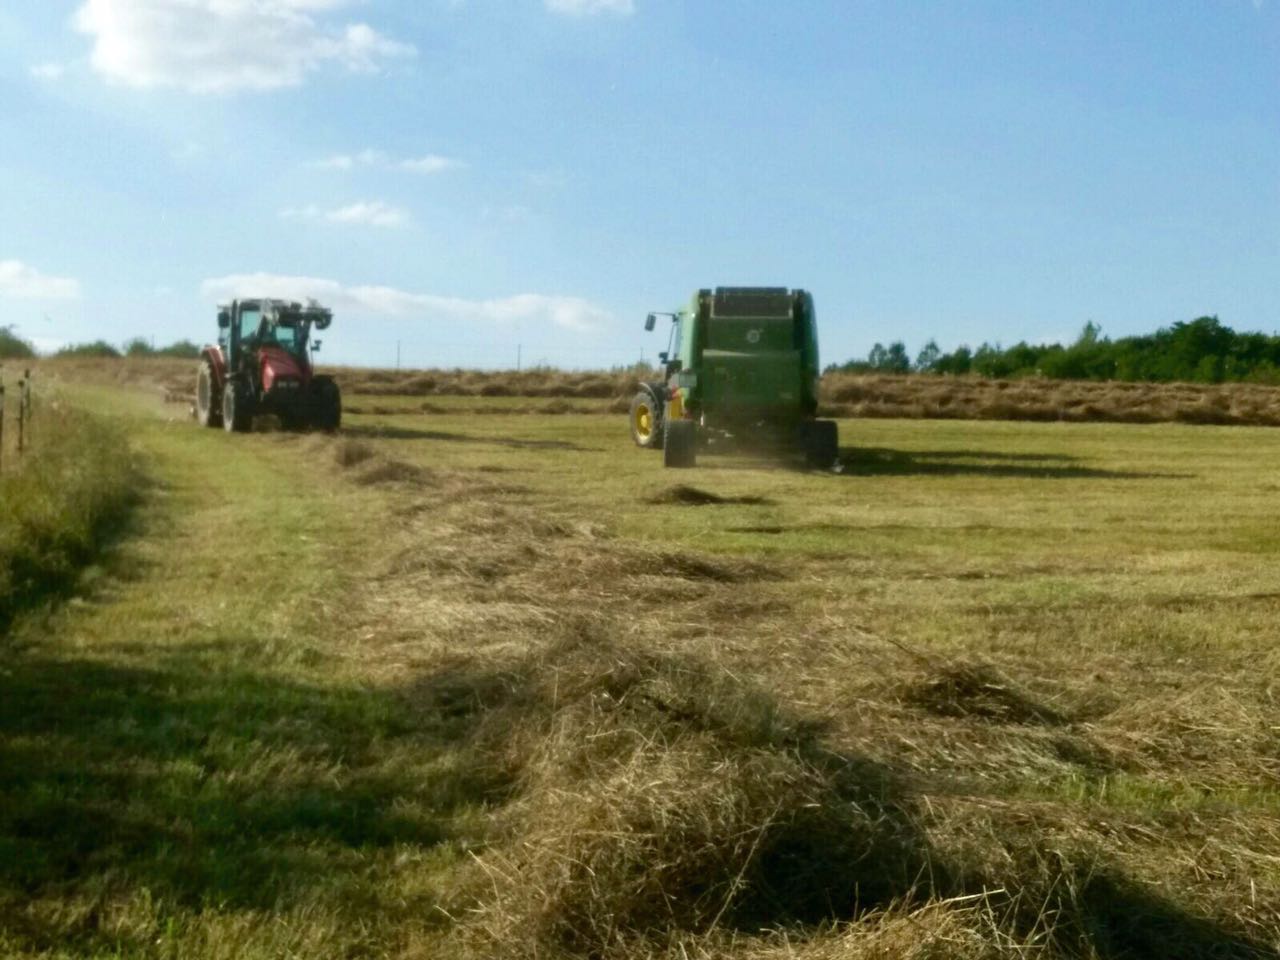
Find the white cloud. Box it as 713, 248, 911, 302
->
30, 62, 67, 81
399, 154, 461, 174
281, 200, 410, 227
545, 0, 634, 15
0, 261, 81, 300
200, 273, 610, 332
72, 0, 415, 93
314, 149, 461, 174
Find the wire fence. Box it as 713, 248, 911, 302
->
0, 368, 33, 475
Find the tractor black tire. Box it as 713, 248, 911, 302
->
222, 381, 253, 433
628, 390, 664, 449
195, 358, 222, 428
663, 419, 697, 468
311, 376, 341, 432
802, 419, 838, 468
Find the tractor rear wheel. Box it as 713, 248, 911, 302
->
222, 381, 253, 433
628, 391, 663, 449
195, 358, 222, 428
311, 376, 341, 432
663, 419, 697, 468
802, 419, 838, 468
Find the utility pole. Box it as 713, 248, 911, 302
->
396, 340, 401, 371
517, 343, 522, 372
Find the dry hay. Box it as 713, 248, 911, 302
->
449, 636, 936, 957
900, 663, 1069, 726
324, 428, 1280, 960
647, 485, 774, 507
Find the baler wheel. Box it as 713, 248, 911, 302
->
803, 419, 839, 468
195, 358, 222, 428
629, 391, 663, 449
663, 419, 697, 468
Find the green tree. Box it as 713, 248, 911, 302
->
0, 325, 36, 359
915, 339, 941, 372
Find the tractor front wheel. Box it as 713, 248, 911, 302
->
311, 376, 341, 432
628, 391, 663, 449
195, 358, 222, 428
663, 419, 697, 468
222, 381, 253, 433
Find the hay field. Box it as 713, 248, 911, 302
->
38, 355, 1280, 427
3, 367, 1280, 958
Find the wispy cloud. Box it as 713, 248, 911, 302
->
29, 62, 67, 81
280, 201, 410, 228
399, 154, 462, 174
314, 149, 462, 175
0, 260, 81, 300
545, 0, 634, 15
72, 0, 415, 94
201, 273, 610, 332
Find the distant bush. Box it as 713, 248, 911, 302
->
156, 340, 200, 359
123, 338, 200, 359
0, 326, 35, 359
56, 340, 121, 359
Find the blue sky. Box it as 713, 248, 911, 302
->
1, 0, 1277, 369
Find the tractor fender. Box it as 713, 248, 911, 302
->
201, 345, 226, 388
636, 380, 668, 412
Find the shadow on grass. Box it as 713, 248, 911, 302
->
402, 648, 1276, 958
343, 423, 596, 451
0, 648, 506, 952
839, 446, 1189, 480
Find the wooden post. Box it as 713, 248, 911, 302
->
16, 373, 25, 456
0, 382, 5, 474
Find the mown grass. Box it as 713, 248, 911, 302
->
5, 375, 1280, 958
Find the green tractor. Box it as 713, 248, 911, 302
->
195, 298, 341, 433
629, 287, 837, 469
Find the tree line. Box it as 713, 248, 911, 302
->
0, 327, 199, 360
829, 316, 1280, 385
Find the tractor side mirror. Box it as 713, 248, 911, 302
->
644, 313, 656, 332
657, 351, 668, 363
312, 340, 322, 352
217, 310, 230, 329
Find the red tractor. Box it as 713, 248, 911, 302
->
195, 298, 341, 432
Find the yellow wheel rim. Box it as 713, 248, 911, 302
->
634, 402, 652, 441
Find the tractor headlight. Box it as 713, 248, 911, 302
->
674, 370, 698, 390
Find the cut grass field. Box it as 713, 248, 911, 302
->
3, 370, 1280, 958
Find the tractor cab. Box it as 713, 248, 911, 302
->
218, 299, 330, 371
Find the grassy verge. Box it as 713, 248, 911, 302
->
0, 398, 137, 630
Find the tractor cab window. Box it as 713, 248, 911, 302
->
238, 308, 262, 341
270, 319, 308, 354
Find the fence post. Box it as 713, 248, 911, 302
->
16, 372, 25, 457
0, 381, 5, 475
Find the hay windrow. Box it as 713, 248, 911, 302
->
647, 485, 774, 507
450, 638, 938, 957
